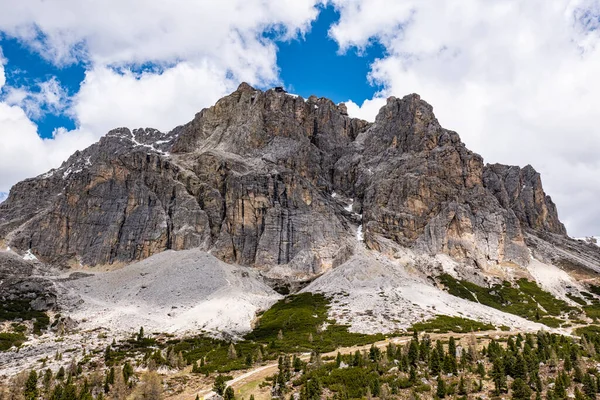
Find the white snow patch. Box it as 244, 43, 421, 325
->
23, 249, 38, 261
344, 199, 354, 213
127, 131, 169, 156
356, 225, 364, 242
39, 170, 56, 179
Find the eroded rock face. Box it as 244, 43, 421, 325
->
0, 252, 70, 311
0, 84, 569, 279
335, 95, 530, 267
483, 164, 566, 235
0, 128, 210, 267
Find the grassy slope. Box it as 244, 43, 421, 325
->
438, 274, 574, 327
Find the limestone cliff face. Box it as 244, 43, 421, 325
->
0, 84, 568, 279
335, 95, 529, 267
483, 164, 566, 235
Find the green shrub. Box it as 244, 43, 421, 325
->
0, 332, 26, 351
0, 300, 50, 334
411, 316, 494, 333
245, 293, 384, 353
438, 274, 574, 324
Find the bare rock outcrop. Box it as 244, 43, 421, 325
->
0, 84, 577, 281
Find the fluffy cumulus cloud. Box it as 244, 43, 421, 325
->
0, 0, 321, 193
0, 53, 95, 192
331, 0, 600, 236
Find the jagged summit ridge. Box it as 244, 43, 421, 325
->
0, 83, 566, 282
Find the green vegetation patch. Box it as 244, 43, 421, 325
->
0, 332, 26, 351
583, 304, 600, 322
438, 274, 574, 324
575, 324, 600, 337
245, 293, 384, 353
567, 293, 588, 306
0, 299, 50, 335
587, 284, 600, 297
410, 315, 494, 333
172, 336, 263, 373
135, 293, 386, 374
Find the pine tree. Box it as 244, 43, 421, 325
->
574, 387, 587, 400
555, 374, 566, 399
409, 366, 417, 385
574, 363, 584, 383
23, 370, 38, 400
476, 361, 486, 378
443, 354, 457, 375
57, 367, 65, 381
42, 369, 52, 394
436, 376, 446, 399
430, 350, 441, 376
353, 350, 362, 367
491, 358, 506, 395
369, 344, 381, 361
583, 373, 597, 399
224, 386, 235, 400
448, 337, 457, 359
293, 355, 303, 372
336, 352, 342, 368
122, 362, 133, 384
511, 378, 532, 400
408, 340, 419, 366
62, 382, 77, 400
50, 384, 63, 400
457, 376, 467, 395
564, 354, 572, 372
213, 375, 227, 396
513, 353, 527, 380
419, 335, 431, 363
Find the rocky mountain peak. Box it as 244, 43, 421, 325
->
0, 85, 570, 284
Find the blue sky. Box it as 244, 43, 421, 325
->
276, 6, 385, 103
1, 0, 600, 236
0, 5, 383, 140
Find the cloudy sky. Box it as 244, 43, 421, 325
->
0, 0, 599, 237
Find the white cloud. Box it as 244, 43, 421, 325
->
330, 0, 600, 237
0, 48, 5, 88
0, 1, 322, 194
0, 0, 320, 69
344, 96, 386, 122
3, 77, 69, 119
72, 63, 233, 134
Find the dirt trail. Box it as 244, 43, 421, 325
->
168, 329, 519, 400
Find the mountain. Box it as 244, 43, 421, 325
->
2, 83, 591, 283
4, 83, 600, 384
